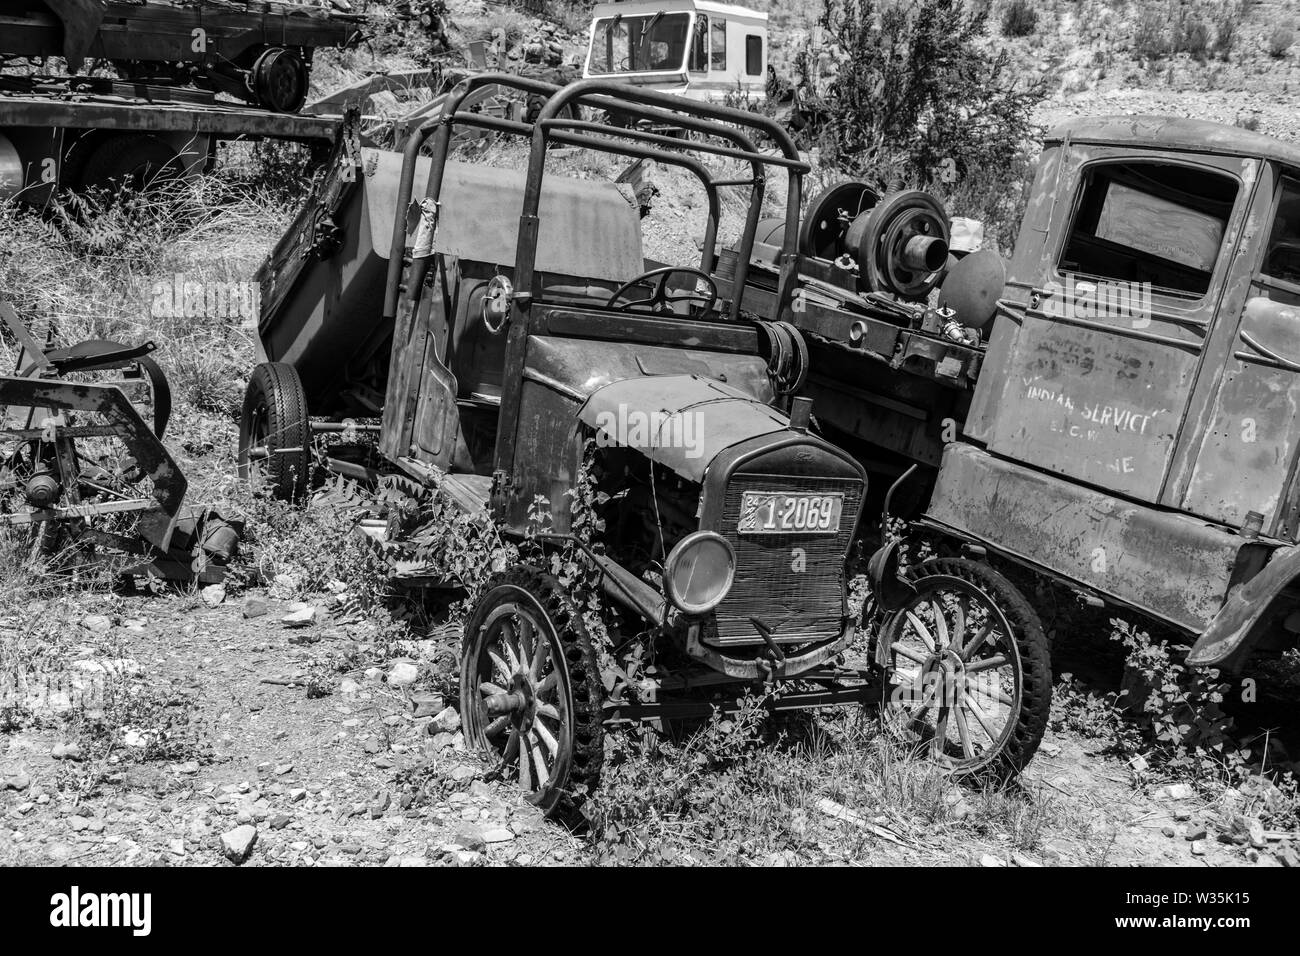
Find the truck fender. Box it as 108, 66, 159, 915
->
866, 539, 916, 613
1187, 544, 1300, 669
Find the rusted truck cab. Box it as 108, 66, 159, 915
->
926, 116, 1300, 668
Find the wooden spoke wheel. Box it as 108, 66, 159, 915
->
879, 557, 1050, 782
460, 566, 603, 818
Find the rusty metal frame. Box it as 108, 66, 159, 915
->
0, 376, 186, 551
381, 71, 809, 321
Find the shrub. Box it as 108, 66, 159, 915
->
1000, 0, 1037, 36
796, 0, 1044, 200
1134, 5, 1171, 60
1268, 25, 1295, 58
1211, 2, 1242, 59
1175, 15, 1211, 60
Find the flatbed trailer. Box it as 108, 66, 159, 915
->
0, 0, 364, 199
0, 75, 342, 201
1, 0, 362, 109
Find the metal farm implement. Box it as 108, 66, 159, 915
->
0, 301, 238, 582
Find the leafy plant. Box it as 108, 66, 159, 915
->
1268, 25, 1295, 58
793, 0, 1043, 250
999, 0, 1037, 37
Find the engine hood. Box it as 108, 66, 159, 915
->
577, 374, 789, 483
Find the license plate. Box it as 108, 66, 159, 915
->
737, 491, 844, 534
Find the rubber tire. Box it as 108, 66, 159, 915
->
250, 47, 309, 113
460, 566, 604, 822
882, 556, 1052, 784
75, 135, 182, 192
238, 362, 312, 501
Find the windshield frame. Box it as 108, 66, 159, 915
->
586, 11, 694, 77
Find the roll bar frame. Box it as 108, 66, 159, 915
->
382, 73, 808, 324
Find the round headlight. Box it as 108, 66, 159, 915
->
664, 531, 736, 615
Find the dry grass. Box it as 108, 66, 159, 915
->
587, 702, 1067, 864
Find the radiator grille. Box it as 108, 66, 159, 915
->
709, 473, 863, 646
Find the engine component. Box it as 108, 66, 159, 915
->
937, 248, 1007, 331
250, 47, 310, 113
24, 470, 60, 508
855, 190, 951, 300
800, 181, 880, 260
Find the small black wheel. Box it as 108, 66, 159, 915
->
460, 566, 604, 820
877, 557, 1051, 782
74, 135, 183, 192
238, 362, 312, 501
250, 47, 309, 113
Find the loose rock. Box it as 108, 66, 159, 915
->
411, 693, 444, 717
220, 825, 258, 864
281, 604, 318, 627
388, 662, 419, 688
80, 614, 112, 634
451, 830, 486, 852
432, 706, 461, 734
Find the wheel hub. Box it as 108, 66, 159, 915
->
921, 649, 966, 706
508, 670, 538, 730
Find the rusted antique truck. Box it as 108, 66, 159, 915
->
246, 75, 1050, 815
731, 117, 1300, 721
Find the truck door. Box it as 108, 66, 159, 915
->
379, 253, 461, 469
981, 148, 1251, 505
1181, 168, 1300, 537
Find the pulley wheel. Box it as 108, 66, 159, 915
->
800, 181, 880, 260
251, 47, 309, 113
857, 190, 951, 300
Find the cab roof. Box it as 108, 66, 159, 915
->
590, 0, 768, 22
1045, 115, 1300, 171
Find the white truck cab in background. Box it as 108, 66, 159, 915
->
583, 0, 768, 104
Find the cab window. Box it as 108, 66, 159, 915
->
710, 18, 727, 71
689, 15, 708, 73
745, 35, 763, 75
1263, 176, 1300, 288
587, 12, 690, 74
1058, 161, 1239, 298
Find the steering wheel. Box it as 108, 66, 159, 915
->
606, 267, 719, 315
